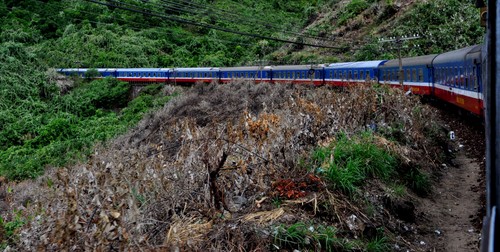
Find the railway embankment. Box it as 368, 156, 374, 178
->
0, 81, 483, 251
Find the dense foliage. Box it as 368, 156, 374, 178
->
0, 0, 318, 179
354, 0, 483, 60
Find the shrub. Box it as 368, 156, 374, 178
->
316, 132, 398, 195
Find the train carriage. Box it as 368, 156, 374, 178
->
431, 45, 483, 115
270, 65, 325, 85
378, 55, 436, 95
116, 68, 170, 83
219, 66, 265, 82
325, 61, 386, 87
170, 67, 219, 84
58, 68, 118, 78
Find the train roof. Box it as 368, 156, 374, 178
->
115, 68, 171, 72
173, 67, 219, 72
432, 45, 482, 65
59, 68, 118, 72
326, 60, 386, 69
219, 66, 261, 71
380, 54, 438, 68
270, 64, 325, 70
328, 62, 353, 67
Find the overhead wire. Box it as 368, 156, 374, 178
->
155, 0, 336, 43
82, 0, 347, 50
67, 9, 252, 47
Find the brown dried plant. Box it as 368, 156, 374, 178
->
7, 81, 444, 251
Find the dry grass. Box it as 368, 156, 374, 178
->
5, 81, 445, 251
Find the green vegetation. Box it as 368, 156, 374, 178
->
355, 0, 483, 60
0, 210, 26, 248
0, 0, 313, 179
0, 76, 175, 179
312, 132, 397, 195
366, 235, 390, 252
338, 0, 369, 26
311, 132, 433, 196
273, 222, 354, 251
406, 168, 431, 196
273, 222, 390, 251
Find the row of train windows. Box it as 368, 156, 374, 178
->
435, 66, 478, 90
120, 72, 166, 77
174, 72, 215, 78
227, 72, 259, 78
227, 71, 315, 79
381, 68, 425, 82
273, 71, 314, 79
328, 70, 369, 80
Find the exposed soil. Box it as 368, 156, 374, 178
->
411, 104, 485, 251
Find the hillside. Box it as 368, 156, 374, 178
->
0, 0, 485, 250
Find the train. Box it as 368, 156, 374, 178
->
58, 44, 484, 116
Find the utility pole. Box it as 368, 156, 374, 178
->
379, 35, 421, 90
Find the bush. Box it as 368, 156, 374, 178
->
314, 132, 398, 195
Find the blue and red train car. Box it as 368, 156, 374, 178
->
57, 44, 485, 116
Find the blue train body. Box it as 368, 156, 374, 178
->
58, 44, 484, 115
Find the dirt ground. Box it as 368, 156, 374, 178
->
412, 107, 485, 252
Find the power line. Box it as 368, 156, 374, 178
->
82, 0, 347, 50
69, 9, 252, 47
154, 0, 337, 43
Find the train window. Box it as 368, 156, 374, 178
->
454, 67, 458, 87
412, 69, 416, 82
418, 69, 423, 82
459, 67, 464, 88
472, 67, 478, 91
406, 69, 410, 81
354, 71, 358, 80
464, 67, 469, 89
348, 71, 352, 80
448, 68, 452, 85
360, 70, 364, 80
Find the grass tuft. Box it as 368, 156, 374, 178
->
316, 132, 398, 195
